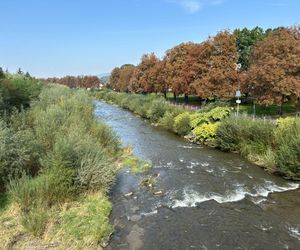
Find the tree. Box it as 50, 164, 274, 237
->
25, 72, 32, 78
42, 75, 101, 89
0, 67, 5, 79
245, 27, 300, 114
192, 31, 240, 101
234, 27, 267, 70
164, 42, 198, 102
17, 68, 23, 75
109, 67, 121, 90
129, 53, 159, 93
152, 59, 169, 98
118, 64, 135, 92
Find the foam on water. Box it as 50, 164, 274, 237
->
178, 145, 193, 149
170, 182, 300, 208
288, 226, 300, 240
201, 162, 210, 167
141, 210, 158, 217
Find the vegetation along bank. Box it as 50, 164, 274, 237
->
95, 89, 300, 181
0, 72, 132, 249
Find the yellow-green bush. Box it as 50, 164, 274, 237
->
174, 112, 192, 135
192, 122, 220, 144
190, 107, 230, 129
190, 113, 210, 128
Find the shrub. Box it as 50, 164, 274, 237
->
0, 77, 42, 114
158, 111, 176, 131
147, 99, 169, 122
76, 152, 116, 193
216, 116, 275, 154
207, 107, 231, 121
190, 107, 230, 129
174, 112, 191, 135
274, 118, 300, 178
90, 121, 121, 156
9, 165, 76, 211
276, 116, 296, 128
189, 113, 210, 128
0, 119, 39, 190
192, 122, 219, 144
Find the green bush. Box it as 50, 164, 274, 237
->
9, 165, 76, 211
0, 77, 42, 114
0, 119, 39, 190
158, 111, 176, 131
147, 99, 169, 122
174, 112, 192, 135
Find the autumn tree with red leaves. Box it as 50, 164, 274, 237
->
164, 42, 198, 102
244, 27, 300, 114
129, 53, 159, 93
109, 67, 121, 90
192, 31, 240, 101
44, 75, 101, 88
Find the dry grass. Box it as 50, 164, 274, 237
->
0, 192, 113, 250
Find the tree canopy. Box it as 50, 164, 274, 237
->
245, 26, 300, 107
108, 26, 299, 109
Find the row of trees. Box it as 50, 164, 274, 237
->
109, 26, 300, 108
43, 75, 102, 88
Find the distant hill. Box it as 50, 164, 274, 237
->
98, 73, 110, 85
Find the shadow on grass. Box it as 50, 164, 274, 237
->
0, 193, 10, 213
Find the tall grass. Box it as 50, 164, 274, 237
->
275, 118, 300, 179
216, 116, 300, 179
0, 83, 123, 245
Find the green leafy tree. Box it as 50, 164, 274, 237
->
234, 27, 267, 70
0, 67, 5, 79
17, 68, 24, 75
25, 72, 32, 78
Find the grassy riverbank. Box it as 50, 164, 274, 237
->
0, 77, 130, 249
95, 89, 300, 180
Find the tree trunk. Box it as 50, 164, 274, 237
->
164, 91, 167, 99
173, 93, 177, 101
198, 96, 202, 104
184, 94, 189, 104
279, 105, 283, 116
279, 95, 285, 116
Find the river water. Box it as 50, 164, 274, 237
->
95, 101, 300, 250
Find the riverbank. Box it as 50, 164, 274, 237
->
95, 100, 300, 249
0, 81, 131, 249
94, 89, 300, 180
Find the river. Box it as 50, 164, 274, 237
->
95, 101, 300, 250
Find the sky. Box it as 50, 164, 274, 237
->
0, 0, 299, 77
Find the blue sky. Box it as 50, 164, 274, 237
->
0, 0, 299, 77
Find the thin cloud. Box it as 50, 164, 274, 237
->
167, 0, 225, 14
